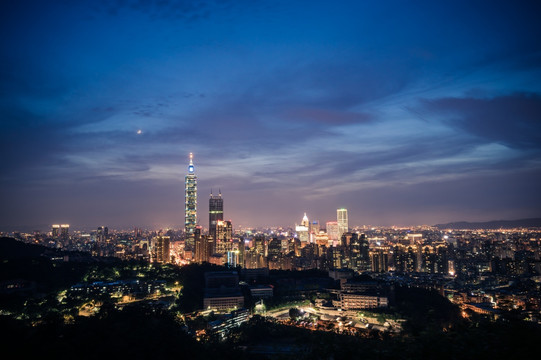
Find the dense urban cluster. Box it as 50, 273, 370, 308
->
4, 224, 541, 324
1, 154, 540, 358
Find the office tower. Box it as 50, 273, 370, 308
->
326, 221, 339, 245
97, 226, 108, 242
349, 233, 370, 271
215, 220, 234, 255
253, 235, 267, 257
185, 153, 197, 250
246, 235, 267, 268
309, 220, 319, 243
195, 232, 214, 264
337, 208, 348, 239
155, 235, 171, 264
268, 238, 282, 258
209, 190, 224, 240
296, 213, 310, 244
205, 235, 215, 262
310, 220, 320, 233
194, 226, 204, 263
60, 224, 69, 241
216, 220, 232, 242
52, 224, 60, 238
359, 234, 370, 270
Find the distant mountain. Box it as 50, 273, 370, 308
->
434, 218, 541, 230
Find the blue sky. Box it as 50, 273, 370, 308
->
1, 0, 540, 230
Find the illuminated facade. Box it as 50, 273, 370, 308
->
295, 213, 310, 244
154, 235, 171, 264
97, 226, 108, 243
209, 191, 224, 240
326, 221, 339, 245
340, 293, 388, 310
370, 246, 390, 272
337, 208, 348, 239
60, 224, 69, 241
51, 224, 60, 238
216, 220, 232, 242
184, 153, 197, 249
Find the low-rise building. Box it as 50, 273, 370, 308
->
249, 285, 274, 299
340, 293, 388, 310
203, 288, 244, 311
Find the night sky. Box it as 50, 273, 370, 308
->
1, 0, 541, 231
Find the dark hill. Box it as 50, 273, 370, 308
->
0, 237, 53, 259
434, 218, 541, 230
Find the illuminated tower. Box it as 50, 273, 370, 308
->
51, 224, 60, 238
185, 153, 197, 250
296, 213, 309, 244
337, 208, 348, 239
60, 224, 69, 241
97, 226, 108, 243
209, 190, 224, 240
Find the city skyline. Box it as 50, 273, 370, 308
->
1, 1, 541, 230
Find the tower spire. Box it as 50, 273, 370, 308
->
188, 153, 195, 174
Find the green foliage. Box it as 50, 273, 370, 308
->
0, 305, 231, 360
289, 307, 302, 320
393, 285, 461, 334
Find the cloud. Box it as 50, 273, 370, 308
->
284, 107, 373, 125
417, 93, 541, 150
92, 0, 257, 22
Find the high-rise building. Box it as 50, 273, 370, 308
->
194, 226, 204, 263
60, 224, 69, 241
216, 220, 232, 242
215, 220, 234, 255
309, 220, 319, 243
337, 208, 348, 239
51, 224, 60, 238
154, 235, 171, 264
370, 247, 390, 272
97, 226, 108, 242
349, 233, 370, 271
185, 153, 197, 250
194, 229, 215, 264
296, 213, 310, 244
393, 244, 419, 273
268, 238, 282, 258
326, 221, 339, 245
209, 191, 224, 240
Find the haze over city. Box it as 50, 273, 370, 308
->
1, 0, 541, 230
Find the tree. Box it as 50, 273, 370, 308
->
289, 307, 302, 320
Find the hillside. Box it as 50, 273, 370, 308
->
434, 218, 541, 230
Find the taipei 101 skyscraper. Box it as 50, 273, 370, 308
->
185, 153, 197, 250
